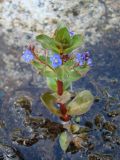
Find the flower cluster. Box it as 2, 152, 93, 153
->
75, 52, 92, 66
22, 48, 92, 69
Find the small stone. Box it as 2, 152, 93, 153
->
103, 121, 117, 133
113, 136, 120, 145
94, 114, 105, 129
0, 120, 5, 128
94, 96, 100, 102
88, 153, 113, 160
107, 110, 120, 117
84, 121, 93, 128
102, 130, 112, 142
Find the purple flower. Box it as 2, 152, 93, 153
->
50, 54, 62, 68
75, 52, 92, 66
82, 51, 90, 61
22, 49, 34, 63
83, 52, 92, 66
69, 31, 75, 37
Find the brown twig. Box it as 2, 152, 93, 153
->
30, 45, 55, 72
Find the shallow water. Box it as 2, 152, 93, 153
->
0, 28, 120, 160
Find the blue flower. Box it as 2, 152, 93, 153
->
50, 54, 62, 68
69, 31, 75, 37
22, 49, 34, 63
75, 53, 84, 66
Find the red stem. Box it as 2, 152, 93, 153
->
57, 80, 63, 96
58, 103, 67, 115
57, 80, 71, 121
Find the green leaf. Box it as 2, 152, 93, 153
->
55, 23, 66, 32
67, 90, 94, 116
54, 27, 71, 44
36, 34, 59, 53
65, 65, 90, 82
75, 66, 90, 76
38, 55, 46, 62
32, 61, 44, 71
32, 60, 57, 78
52, 91, 72, 104
43, 69, 56, 78
64, 34, 84, 53
46, 78, 57, 91
63, 80, 71, 90
55, 66, 68, 81
64, 124, 80, 133
67, 69, 81, 82
59, 131, 71, 152
40, 92, 62, 117
63, 59, 75, 67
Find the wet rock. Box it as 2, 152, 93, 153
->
102, 121, 117, 133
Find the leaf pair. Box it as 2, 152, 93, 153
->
36, 26, 84, 54
46, 65, 90, 92
40, 90, 94, 117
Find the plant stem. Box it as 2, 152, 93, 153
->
56, 80, 71, 121
57, 80, 63, 96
